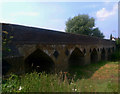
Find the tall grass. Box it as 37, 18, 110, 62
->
2, 72, 76, 92
2, 50, 119, 92
2, 61, 119, 92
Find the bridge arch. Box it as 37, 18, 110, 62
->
89, 48, 92, 53
2, 59, 11, 75
65, 48, 69, 56
25, 48, 55, 73
107, 48, 111, 60
101, 48, 106, 60
68, 47, 85, 66
97, 48, 99, 52
83, 48, 86, 55
90, 48, 98, 63
112, 47, 114, 52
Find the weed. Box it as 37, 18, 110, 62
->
2, 61, 118, 92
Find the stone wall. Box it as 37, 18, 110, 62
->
2, 23, 116, 76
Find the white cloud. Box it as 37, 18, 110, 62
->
10, 12, 39, 17
96, 4, 118, 21
104, 0, 113, 3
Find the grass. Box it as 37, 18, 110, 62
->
111, 50, 120, 61
69, 61, 119, 92
0, 77, 1, 93
2, 60, 119, 92
69, 61, 119, 80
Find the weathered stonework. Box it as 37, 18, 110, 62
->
2, 23, 116, 76
13, 44, 115, 73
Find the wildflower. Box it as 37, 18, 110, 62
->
7, 85, 11, 88
36, 66, 40, 68
75, 89, 77, 91
90, 85, 92, 87
71, 82, 73, 85
72, 88, 77, 91
64, 72, 68, 81
19, 86, 22, 91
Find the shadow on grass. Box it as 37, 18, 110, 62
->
68, 60, 111, 81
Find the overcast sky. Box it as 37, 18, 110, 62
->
0, 0, 119, 39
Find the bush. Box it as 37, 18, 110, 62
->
2, 72, 75, 92
2, 74, 20, 92
2, 61, 118, 92
111, 50, 120, 61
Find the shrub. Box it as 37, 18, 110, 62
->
2, 74, 20, 92
2, 72, 75, 92
111, 50, 120, 61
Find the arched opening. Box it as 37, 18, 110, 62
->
65, 49, 69, 56
53, 50, 59, 59
112, 47, 114, 52
91, 48, 98, 63
83, 49, 86, 54
97, 48, 99, 52
2, 59, 11, 75
69, 47, 84, 66
89, 48, 92, 53
101, 48, 106, 60
107, 48, 111, 60
25, 49, 55, 73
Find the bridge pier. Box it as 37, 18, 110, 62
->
53, 49, 69, 72
2, 57, 25, 76
84, 49, 91, 65
107, 48, 112, 60
3, 45, 116, 76
101, 48, 107, 61
98, 50, 101, 62
40, 45, 72, 72
105, 49, 108, 61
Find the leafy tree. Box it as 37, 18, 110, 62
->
116, 37, 120, 51
65, 14, 104, 38
110, 34, 112, 40
116, 37, 120, 44
91, 28, 104, 38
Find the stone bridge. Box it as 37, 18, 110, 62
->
2, 23, 116, 75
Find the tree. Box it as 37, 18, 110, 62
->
110, 34, 112, 40
116, 37, 120, 51
92, 28, 104, 38
65, 14, 104, 38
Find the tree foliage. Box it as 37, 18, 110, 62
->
110, 34, 112, 40
2, 30, 13, 52
116, 37, 120, 51
65, 14, 104, 38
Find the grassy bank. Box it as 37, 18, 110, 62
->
2, 60, 119, 92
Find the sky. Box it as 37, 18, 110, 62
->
0, 0, 119, 39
